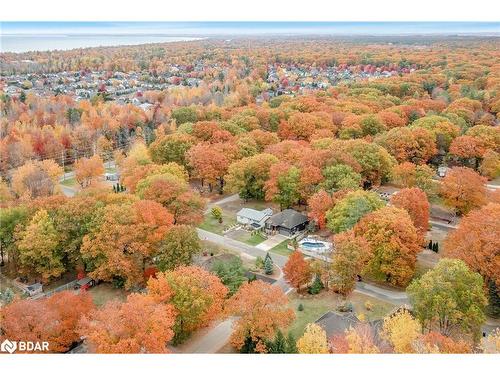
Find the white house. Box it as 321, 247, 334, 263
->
236, 208, 273, 230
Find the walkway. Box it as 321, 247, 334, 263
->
204, 193, 240, 214
255, 234, 288, 251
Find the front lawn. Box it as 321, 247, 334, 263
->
270, 240, 292, 256
228, 229, 267, 246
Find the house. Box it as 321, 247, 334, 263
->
236, 208, 273, 230
265, 209, 309, 237
315, 311, 360, 338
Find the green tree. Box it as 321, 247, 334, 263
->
0, 206, 29, 267
211, 206, 223, 223
321, 164, 362, 192
326, 190, 384, 233
155, 225, 201, 272
273, 166, 301, 209
264, 253, 274, 275
308, 275, 324, 295
211, 257, 247, 295
17, 209, 64, 281
171, 106, 198, 125
407, 259, 487, 341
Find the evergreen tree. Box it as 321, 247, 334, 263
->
428, 240, 433, 250
487, 280, 500, 318
266, 330, 287, 353
308, 275, 324, 295
19, 91, 26, 103
240, 333, 257, 353
286, 333, 298, 353
264, 253, 274, 275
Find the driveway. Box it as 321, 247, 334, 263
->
255, 234, 288, 251
176, 318, 236, 353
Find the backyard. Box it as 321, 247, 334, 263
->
88, 283, 129, 307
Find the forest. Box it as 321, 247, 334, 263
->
0, 36, 499, 354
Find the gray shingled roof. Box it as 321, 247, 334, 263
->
267, 209, 308, 229
237, 207, 273, 222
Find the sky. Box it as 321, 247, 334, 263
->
2, 22, 500, 36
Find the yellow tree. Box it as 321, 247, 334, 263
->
297, 323, 329, 354
381, 310, 421, 353
17, 209, 64, 281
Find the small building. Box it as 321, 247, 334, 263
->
236, 208, 273, 230
265, 209, 309, 237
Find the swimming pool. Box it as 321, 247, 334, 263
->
298, 238, 332, 251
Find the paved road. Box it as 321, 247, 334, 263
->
179, 318, 236, 353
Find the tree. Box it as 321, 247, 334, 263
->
265, 330, 297, 353
211, 206, 223, 223
407, 259, 487, 340
171, 106, 197, 125
331, 324, 380, 353
81, 201, 174, 289
480, 150, 500, 179
74, 155, 104, 188
263, 253, 274, 275
444, 203, 500, 289
414, 331, 472, 353
11, 160, 63, 198
330, 231, 372, 295
227, 280, 294, 353
307, 189, 334, 229
308, 275, 324, 295
392, 162, 436, 196
225, 153, 278, 200
339, 140, 395, 186
212, 257, 247, 295
17, 209, 64, 281
264, 162, 301, 209
155, 225, 201, 272
411, 115, 459, 151
375, 126, 437, 164
440, 166, 487, 215
381, 310, 421, 353
321, 164, 362, 192
283, 250, 311, 291
0, 206, 29, 267
1, 291, 94, 353
188, 142, 231, 194
390, 187, 430, 238
148, 266, 228, 343
79, 293, 176, 353
326, 190, 384, 233
354, 206, 421, 286
149, 133, 196, 167
297, 323, 329, 354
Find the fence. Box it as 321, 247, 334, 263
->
31, 280, 78, 300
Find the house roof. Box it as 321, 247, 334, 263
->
236, 208, 273, 222
267, 209, 308, 229
315, 311, 360, 338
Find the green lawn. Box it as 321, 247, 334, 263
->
286, 290, 396, 338
229, 230, 267, 246
105, 167, 117, 173
88, 283, 128, 307
60, 177, 77, 187
198, 214, 237, 235
287, 292, 343, 339
270, 240, 292, 256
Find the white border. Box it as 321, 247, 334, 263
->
1, 0, 500, 22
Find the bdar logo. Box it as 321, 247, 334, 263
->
1, 339, 17, 354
